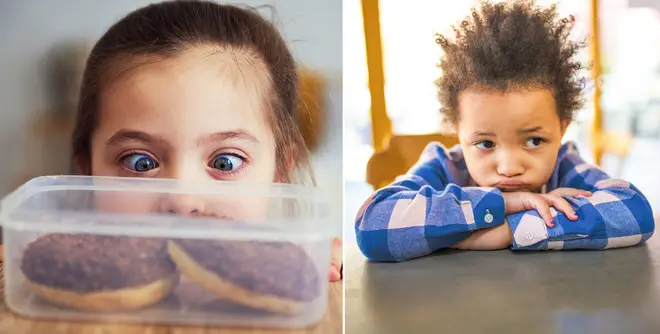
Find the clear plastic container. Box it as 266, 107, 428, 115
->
0, 175, 333, 329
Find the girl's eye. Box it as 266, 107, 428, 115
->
525, 137, 544, 148
121, 154, 158, 172
475, 140, 495, 150
210, 154, 244, 172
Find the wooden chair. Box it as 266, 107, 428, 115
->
366, 133, 459, 190
360, 2, 461, 190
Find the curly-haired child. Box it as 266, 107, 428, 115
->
355, 0, 655, 262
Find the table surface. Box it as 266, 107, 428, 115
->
345, 215, 660, 334
0, 263, 342, 334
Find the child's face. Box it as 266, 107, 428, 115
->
456, 88, 569, 193
88, 46, 277, 219
90, 46, 277, 183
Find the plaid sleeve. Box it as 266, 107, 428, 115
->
506, 142, 655, 250
355, 143, 506, 262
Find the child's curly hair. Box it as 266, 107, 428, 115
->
436, 0, 589, 125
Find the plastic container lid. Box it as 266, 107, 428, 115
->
0, 175, 334, 242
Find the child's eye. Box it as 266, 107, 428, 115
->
525, 137, 545, 148
475, 140, 495, 150
121, 154, 159, 172
210, 154, 244, 172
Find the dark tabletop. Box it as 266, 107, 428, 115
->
345, 216, 660, 334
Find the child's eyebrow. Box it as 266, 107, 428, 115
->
105, 130, 171, 148
105, 129, 260, 147
517, 126, 544, 134
471, 131, 495, 138
197, 130, 260, 146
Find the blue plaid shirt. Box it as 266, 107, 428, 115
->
355, 141, 656, 262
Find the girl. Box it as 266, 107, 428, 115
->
355, 0, 655, 262
66, 1, 341, 279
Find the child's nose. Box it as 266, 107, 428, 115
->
164, 159, 212, 182
159, 194, 206, 216
497, 152, 524, 177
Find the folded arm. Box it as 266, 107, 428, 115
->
507, 143, 655, 250
354, 144, 506, 262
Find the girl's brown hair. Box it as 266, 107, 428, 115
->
72, 0, 313, 184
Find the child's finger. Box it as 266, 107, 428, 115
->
332, 238, 342, 253
328, 238, 343, 281
531, 197, 555, 227
329, 267, 341, 281
568, 189, 593, 198
544, 194, 578, 221
331, 238, 342, 262
550, 187, 592, 198
576, 190, 592, 197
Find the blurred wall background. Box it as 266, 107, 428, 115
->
0, 0, 342, 236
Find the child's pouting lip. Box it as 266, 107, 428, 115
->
498, 187, 530, 193
494, 181, 532, 192
495, 180, 529, 188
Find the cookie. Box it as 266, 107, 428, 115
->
167, 239, 321, 315
21, 234, 179, 312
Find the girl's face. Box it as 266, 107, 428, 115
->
456, 88, 569, 193
89, 46, 278, 219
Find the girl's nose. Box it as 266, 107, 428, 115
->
164, 160, 210, 182
156, 160, 217, 216
158, 194, 205, 216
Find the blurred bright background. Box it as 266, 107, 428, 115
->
344, 0, 660, 243
0, 0, 342, 237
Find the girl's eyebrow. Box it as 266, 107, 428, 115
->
105, 129, 260, 147
105, 129, 171, 148
198, 130, 260, 146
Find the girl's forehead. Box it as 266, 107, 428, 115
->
97, 46, 274, 140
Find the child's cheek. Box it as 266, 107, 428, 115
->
204, 196, 271, 224
94, 189, 157, 215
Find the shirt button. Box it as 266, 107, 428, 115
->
525, 232, 534, 240
484, 213, 494, 223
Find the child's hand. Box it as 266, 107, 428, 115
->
452, 220, 512, 250
329, 237, 342, 282
502, 188, 592, 227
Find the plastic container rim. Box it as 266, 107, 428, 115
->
0, 175, 335, 242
